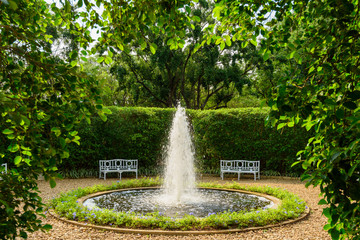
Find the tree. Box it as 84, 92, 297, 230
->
108, 1, 264, 109
0, 0, 109, 238
213, 0, 360, 239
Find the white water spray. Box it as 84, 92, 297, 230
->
161, 104, 197, 203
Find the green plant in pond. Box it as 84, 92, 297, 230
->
50, 178, 307, 231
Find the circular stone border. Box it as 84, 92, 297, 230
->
49, 187, 310, 235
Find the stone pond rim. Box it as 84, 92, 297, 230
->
49, 186, 311, 235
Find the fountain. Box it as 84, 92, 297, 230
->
161, 103, 197, 203
83, 104, 272, 217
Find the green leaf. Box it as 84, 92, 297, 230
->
323, 224, 332, 231
150, 43, 157, 54
8, 144, 19, 153
59, 137, 66, 148
103, 107, 112, 114
318, 199, 327, 205
213, 6, 222, 19
117, 43, 124, 51
348, 90, 360, 100
64, 0, 71, 13
291, 161, 301, 167
250, 39, 257, 47
215, 37, 222, 45
225, 35, 231, 46
69, 131, 78, 137
8, 0, 18, 10
241, 41, 248, 48
14, 156, 22, 165
20, 231, 27, 239
167, 38, 173, 46
343, 101, 357, 110
61, 151, 69, 159
96, 57, 104, 63
220, 41, 226, 50
50, 179, 56, 188
330, 228, 340, 240
263, 51, 270, 61
22, 151, 32, 156
54, 17, 63, 26
336, 109, 344, 119
98, 112, 107, 122
43, 224, 52, 231
277, 122, 286, 130
192, 15, 201, 22
308, 66, 315, 73
289, 50, 296, 59
2, 129, 14, 135
330, 152, 341, 163
6, 134, 15, 140
104, 56, 112, 65
323, 208, 331, 219
348, 164, 358, 177
65, 124, 74, 130
51, 127, 61, 137
71, 61, 77, 67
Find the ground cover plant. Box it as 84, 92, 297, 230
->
50, 178, 307, 231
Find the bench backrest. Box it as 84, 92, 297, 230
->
220, 160, 260, 171
99, 159, 138, 170
1, 163, 7, 173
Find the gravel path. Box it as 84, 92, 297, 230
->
27, 176, 331, 240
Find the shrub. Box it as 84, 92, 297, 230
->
58, 107, 312, 176
189, 108, 312, 175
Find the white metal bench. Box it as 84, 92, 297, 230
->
99, 159, 138, 180
220, 160, 260, 181
1, 163, 7, 180
1, 163, 7, 173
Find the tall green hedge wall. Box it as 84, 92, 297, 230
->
58, 106, 312, 176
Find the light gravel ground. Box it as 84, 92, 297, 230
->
27, 176, 331, 240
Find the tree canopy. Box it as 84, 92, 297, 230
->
108, 4, 264, 109
213, 0, 360, 238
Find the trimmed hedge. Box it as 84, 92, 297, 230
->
188, 108, 311, 175
62, 107, 173, 176
58, 107, 312, 176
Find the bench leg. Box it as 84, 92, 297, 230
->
254, 173, 256, 181
119, 172, 122, 180
104, 172, 107, 180
136, 171, 138, 179
220, 172, 223, 180
238, 172, 240, 180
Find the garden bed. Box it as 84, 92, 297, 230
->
26, 177, 331, 239
49, 178, 309, 233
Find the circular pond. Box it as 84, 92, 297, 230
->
83, 188, 273, 218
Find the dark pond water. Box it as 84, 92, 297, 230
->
83, 188, 272, 218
